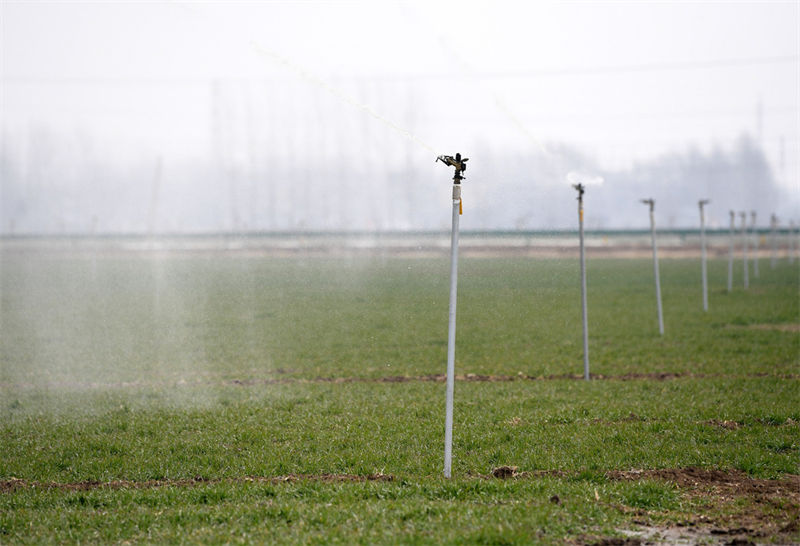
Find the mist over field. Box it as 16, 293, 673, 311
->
1, 2, 798, 235
0, 121, 788, 234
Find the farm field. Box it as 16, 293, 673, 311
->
1, 248, 798, 544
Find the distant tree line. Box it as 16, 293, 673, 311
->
0, 125, 792, 234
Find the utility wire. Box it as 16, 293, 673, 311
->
4, 55, 797, 85
440, 54, 800, 80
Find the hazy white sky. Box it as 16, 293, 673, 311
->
2, 1, 798, 187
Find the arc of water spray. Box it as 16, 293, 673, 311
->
403, 8, 552, 158
250, 42, 438, 156
168, 4, 439, 158
493, 96, 550, 156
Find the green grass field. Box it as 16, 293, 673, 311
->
1, 250, 798, 544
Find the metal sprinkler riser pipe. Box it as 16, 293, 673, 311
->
574, 182, 589, 380
728, 211, 735, 291
770, 214, 778, 269
750, 211, 759, 278
438, 152, 468, 479
699, 200, 710, 312
740, 211, 749, 289
641, 198, 663, 335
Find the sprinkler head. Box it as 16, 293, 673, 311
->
572, 183, 585, 198
436, 153, 468, 183
699, 199, 710, 208
640, 198, 655, 211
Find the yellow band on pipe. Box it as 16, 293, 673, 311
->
459, 198, 463, 215
580, 209, 584, 222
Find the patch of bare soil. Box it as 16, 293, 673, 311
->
605, 468, 800, 545
729, 323, 800, 333
9, 371, 797, 391
228, 371, 700, 386
482, 467, 799, 544
481, 467, 799, 499
602, 525, 764, 546
358, 371, 800, 383
587, 538, 642, 546
272, 371, 800, 384
0, 473, 394, 493
606, 467, 799, 498
4, 468, 796, 542
588, 416, 796, 428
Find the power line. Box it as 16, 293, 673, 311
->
3, 55, 797, 85
329, 54, 800, 81
460, 54, 800, 80
433, 106, 799, 123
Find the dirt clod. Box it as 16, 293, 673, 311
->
491, 466, 518, 479
707, 419, 741, 430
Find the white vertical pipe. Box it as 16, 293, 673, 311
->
644, 200, 664, 336
790, 221, 797, 265
741, 212, 749, 289
796, 222, 800, 263
795, 222, 799, 263
578, 191, 589, 380
728, 211, 735, 291
699, 201, 708, 312
751, 212, 759, 278
443, 184, 460, 479
771, 214, 777, 269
